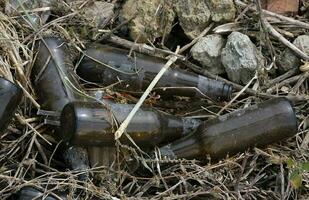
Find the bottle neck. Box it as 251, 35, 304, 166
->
182, 118, 201, 135
197, 75, 232, 101
77, 44, 232, 100
159, 135, 203, 160
156, 113, 201, 145
159, 98, 297, 161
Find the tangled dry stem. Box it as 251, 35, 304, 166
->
0, 0, 308, 199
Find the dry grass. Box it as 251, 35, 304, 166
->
0, 0, 308, 199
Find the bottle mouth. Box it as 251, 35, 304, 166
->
60, 102, 77, 145
182, 118, 201, 135
157, 144, 177, 160
197, 75, 233, 101
277, 97, 298, 133
222, 83, 233, 101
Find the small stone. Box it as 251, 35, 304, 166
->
5, 0, 51, 27
278, 35, 309, 73
122, 0, 175, 43
281, 86, 290, 93
174, 0, 211, 39
81, 1, 114, 29
206, 0, 236, 23
221, 32, 265, 84
190, 34, 226, 74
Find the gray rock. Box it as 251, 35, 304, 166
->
120, 0, 236, 42
81, 1, 114, 29
5, 0, 51, 27
190, 34, 226, 74
174, 0, 211, 39
122, 0, 175, 43
206, 0, 236, 23
221, 32, 265, 84
279, 35, 309, 73
51, 1, 114, 29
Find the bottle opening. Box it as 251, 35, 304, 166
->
60, 103, 77, 144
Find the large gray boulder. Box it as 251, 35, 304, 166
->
173, 0, 211, 39
190, 34, 226, 74
81, 1, 114, 29
120, 0, 237, 42
221, 32, 265, 84
279, 35, 309, 73
206, 0, 236, 23
121, 0, 175, 43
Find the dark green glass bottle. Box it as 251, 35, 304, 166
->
87, 146, 117, 168
0, 77, 22, 133
76, 44, 232, 101
157, 98, 298, 160
16, 187, 67, 200
31, 37, 85, 114
31, 37, 90, 179
60, 100, 200, 147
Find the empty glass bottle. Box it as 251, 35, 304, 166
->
31, 37, 85, 115
63, 146, 90, 181
16, 186, 67, 200
157, 98, 298, 160
0, 77, 22, 133
60, 101, 200, 147
87, 146, 117, 167
31, 37, 90, 178
76, 44, 232, 101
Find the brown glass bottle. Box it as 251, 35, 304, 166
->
87, 146, 117, 167
16, 186, 67, 200
0, 77, 23, 133
31, 37, 90, 179
31, 37, 85, 114
63, 146, 90, 181
76, 44, 232, 101
60, 101, 200, 147
157, 98, 298, 161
